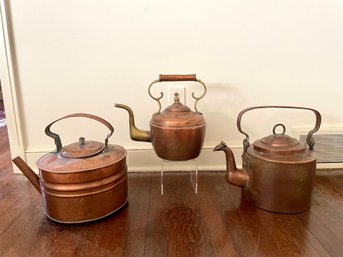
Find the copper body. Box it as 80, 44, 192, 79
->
243, 148, 316, 213
149, 92, 206, 160
115, 74, 207, 161
150, 125, 205, 161
214, 106, 321, 213
13, 113, 128, 223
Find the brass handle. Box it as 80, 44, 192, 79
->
45, 113, 114, 153
148, 74, 207, 113
236, 106, 321, 152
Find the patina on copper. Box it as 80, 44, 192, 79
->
214, 106, 321, 213
13, 113, 128, 223
114, 74, 207, 161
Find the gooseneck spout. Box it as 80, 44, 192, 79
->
114, 103, 151, 142
12, 156, 41, 193
213, 141, 249, 188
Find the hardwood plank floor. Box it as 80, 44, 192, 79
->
1, 125, 343, 257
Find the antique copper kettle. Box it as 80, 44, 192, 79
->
13, 113, 128, 223
214, 106, 321, 213
115, 74, 207, 161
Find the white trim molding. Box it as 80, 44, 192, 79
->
0, 0, 25, 166
23, 144, 244, 173
22, 130, 343, 174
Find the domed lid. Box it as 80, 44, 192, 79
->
150, 93, 205, 128
253, 124, 307, 156
59, 137, 105, 158
36, 144, 126, 172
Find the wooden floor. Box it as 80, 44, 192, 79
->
1, 126, 343, 257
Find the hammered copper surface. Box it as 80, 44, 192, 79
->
244, 150, 316, 213
214, 106, 321, 213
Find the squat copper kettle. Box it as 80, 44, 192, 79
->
214, 106, 321, 213
115, 74, 207, 161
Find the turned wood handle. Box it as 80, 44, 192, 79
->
148, 74, 206, 113
159, 74, 196, 81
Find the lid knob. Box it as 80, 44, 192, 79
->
79, 137, 86, 145
273, 124, 286, 135
174, 93, 180, 103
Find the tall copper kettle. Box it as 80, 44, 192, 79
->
115, 74, 207, 161
13, 113, 128, 223
214, 106, 321, 213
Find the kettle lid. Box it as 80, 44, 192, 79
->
36, 144, 126, 172
164, 94, 191, 113
60, 137, 105, 158
150, 93, 205, 128
253, 124, 307, 156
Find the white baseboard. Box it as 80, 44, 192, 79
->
19, 141, 343, 174
21, 144, 243, 173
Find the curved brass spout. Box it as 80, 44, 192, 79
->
213, 141, 249, 188
114, 103, 151, 142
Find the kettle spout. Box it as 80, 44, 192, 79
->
12, 156, 41, 193
114, 103, 151, 142
213, 141, 249, 188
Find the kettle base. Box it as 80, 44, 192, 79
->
242, 189, 313, 214
44, 198, 128, 224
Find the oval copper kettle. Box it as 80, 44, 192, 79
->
115, 74, 207, 161
13, 113, 128, 223
214, 106, 321, 213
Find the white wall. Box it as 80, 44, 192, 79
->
3, 0, 343, 171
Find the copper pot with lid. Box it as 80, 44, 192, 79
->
115, 74, 207, 161
13, 113, 128, 223
214, 106, 321, 213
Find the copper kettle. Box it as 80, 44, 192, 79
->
13, 113, 128, 223
214, 106, 321, 213
115, 74, 207, 161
